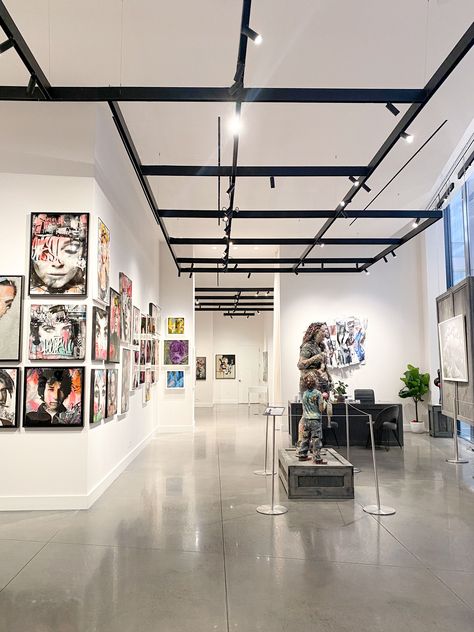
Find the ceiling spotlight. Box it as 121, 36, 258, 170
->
364, 269, 370, 275
362, 183, 372, 193
295, 269, 299, 275
266, 291, 270, 295
230, 115, 241, 136
391, 251, 397, 258
0, 39, 14, 55
320, 242, 325, 248
385, 102, 400, 116
412, 218, 421, 228
270, 176, 275, 189
233, 263, 238, 269
242, 26, 262, 45
383, 256, 388, 263
26, 75, 36, 97
349, 176, 360, 187
340, 200, 346, 207
247, 272, 252, 279
226, 183, 235, 196
400, 131, 414, 144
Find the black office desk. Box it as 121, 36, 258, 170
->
287, 401, 404, 447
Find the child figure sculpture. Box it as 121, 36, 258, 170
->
296, 373, 327, 464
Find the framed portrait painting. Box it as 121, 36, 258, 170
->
23, 367, 84, 427
29, 304, 87, 361
166, 370, 184, 390
90, 369, 106, 424
132, 306, 140, 346
121, 348, 131, 414
216, 354, 236, 379
119, 272, 132, 344
92, 306, 108, 361
106, 368, 118, 418
108, 288, 121, 363
97, 218, 110, 303
0, 368, 20, 428
167, 317, 184, 335
149, 303, 157, 336
132, 349, 139, 390
29, 212, 89, 296
163, 339, 189, 366
0, 275, 24, 362
144, 368, 151, 403
196, 357, 206, 381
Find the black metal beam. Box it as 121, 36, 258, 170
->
160, 209, 442, 219
184, 267, 359, 274
108, 101, 179, 270
294, 21, 474, 270
171, 237, 401, 245
142, 165, 369, 178
195, 295, 274, 300
181, 257, 374, 264
195, 287, 273, 292
0, 86, 427, 103
197, 302, 273, 307
0, 1, 51, 100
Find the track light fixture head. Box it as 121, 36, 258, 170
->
226, 183, 235, 196
362, 183, 372, 193
242, 26, 262, 45
364, 269, 370, 275
0, 39, 14, 55
400, 131, 414, 144
391, 251, 397, 258
247, 272, 251, 279
412, 218, 421, 228
383, 256, 388, 263
295, 270, 299, 275
385, 102, 400, 116
319, 242, 325, 248
270, 176, 275, 189
349, 176, 360, 187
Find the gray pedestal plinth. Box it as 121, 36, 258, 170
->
278, 448, 354, 500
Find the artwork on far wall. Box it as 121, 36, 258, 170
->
90, 369, 106, 424
29, 212, 89, 296
140, 340, 146, 366
152, 339, 159, 367
325, 317, 368, 369
132, 306, 140, 346
166, 370, 184, 389
140, 313, 148, 335
121, 348, 131, 414
149, 303, 158, 336
216, 354, 236, 380
0, 275, 24, 362
144, 368, 151, 403
106, 368, 118, 418
132, 350, 139, 390
23, 367, 84, 427
108, 288, 121, 363
164, 339, 189, 365
92, 306, 108, 361
119, 272, 132, 344
0, 368, 20, 428
196, 357, 206, 380
438, 315, 469, 382
97, 218, 110, 303
167, 317, 184, 335
29, 304, 86, 361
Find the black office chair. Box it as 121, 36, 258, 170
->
354, 389, 375, 404
366, 405, 402, 450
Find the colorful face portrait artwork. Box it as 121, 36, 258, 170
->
119, 272, 132, 344
166, 370, 184, 389
92, 306, 108, 361
196, 357, 206, 381
0, 368, 20, 428
0, 276, 24, 362
29, 213, 89, 296
121, 348, 131, 414
145, 339, 151, 364
24, 367, 84, 427
132, 306, 141, 346
151, 339, 159, 366
106, 369, 118, 418
108, 288, 121, 363
29, 304, 86, 361
90, 369, 106, 424
151, 370, 156, 384
216, 354, 236, 380
167, 317, 184, 335
148, 303, 158, 336
140, 313, 148, 335
139, 369, 145, 385
164, 339, 189, 366
97, 218, 110, 303
140, 339, 146, 366
144, 368, 151, 403
325, 317, 368, 369
132, 350, 140, 390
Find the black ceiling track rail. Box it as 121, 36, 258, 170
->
171, 237, 401, 245
195, 287, 273, 292
187, 267, 360, 274
160, 210, 442, 219
182, 257, 374, 264
142, 165, 369, 177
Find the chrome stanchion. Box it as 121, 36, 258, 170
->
363, 413, 396, 516
254, 413, 274, 476
345, 400, 361, 473
257, 409, 287, 515
447, 395, 468, 464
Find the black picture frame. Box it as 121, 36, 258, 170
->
0, 275, 24, 362
92, 305, 108, 361
107, 288, 121, 363
90, 368, 106, 425
28, 304, 87, 361
0, 367, 20, 429
23, 366, 85, 428
106, 368, 118, 418
28, 212, 90, 298
196, 356, 207, 381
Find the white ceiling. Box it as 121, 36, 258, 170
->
1, 0, 474, 284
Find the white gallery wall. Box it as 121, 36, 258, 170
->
0, 103, 162, 510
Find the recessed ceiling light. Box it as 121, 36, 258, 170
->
401, 131, 414, 144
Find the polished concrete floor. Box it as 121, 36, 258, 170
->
1, 405, 474, 631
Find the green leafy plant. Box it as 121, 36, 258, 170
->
398, 364, 430, 423
334, 380, 349, 396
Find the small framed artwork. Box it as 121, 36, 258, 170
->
92, 306, 108, 361
145, 339, 151, 364
167, 317, 184, 335
149, 303, 158, 336
90, 369, 106, 424
0, 368, 20, 428
121, 348, 131, 414
163, 339, 189, 366
132, 306, 140, 346
29, 212, 89, 296
151, 370, 156, 384
140, 313, 148, 335
106, 368, 118, 418
97, 218, 110, 303
29, 304, 87, 361
119, 272, 132, 344
23, 367, 84, 427
140, 339, 146, 366
108, 288, 121, 363
0, 275, 24, 362
438, 315, 469, 382
156, 306, 162, 334
196, 357, 206, 380
139, 369, 145, 385
166, 370, 184, 390
132, 349, 140, 390
144, 368, 151, 403
151, 339, 159, 366
216, 354, 236, 379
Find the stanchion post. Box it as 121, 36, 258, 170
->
257, 408, 288, 516
345, 401, 361, 473
363, 413, 396, 516
254, 414, 274, 476
447, 394, 468, 464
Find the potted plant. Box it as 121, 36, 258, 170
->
334, 380, 349, 402
398, 364, 430, 433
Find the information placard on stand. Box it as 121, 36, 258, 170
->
257, 406, 288, 516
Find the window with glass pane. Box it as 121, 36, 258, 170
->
467, 173, 474, 276
447, 189, 467, 286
